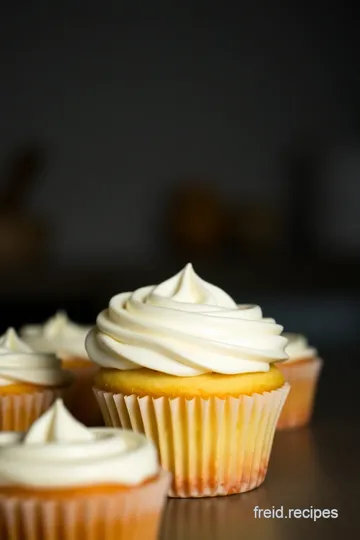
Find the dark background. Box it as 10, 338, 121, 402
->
0, 3, 360, 350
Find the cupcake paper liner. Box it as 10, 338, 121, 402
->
0, 470, 171, 540
94, 383, 289, 498
276, 358, 323, 430
0, 388, 66, 432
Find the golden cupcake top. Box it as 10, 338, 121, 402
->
86, 263, 288, 376
0, 328, 72, 387
0, 399, 159, 488
94, 364, 285, 398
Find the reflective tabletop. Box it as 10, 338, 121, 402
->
160, 358, 359, 539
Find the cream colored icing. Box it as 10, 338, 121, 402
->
0, 328, 71, 387
20, 311, 91, 360
283, 333, 317, 363
0, 399, 159, 487
86, 263, 288, 376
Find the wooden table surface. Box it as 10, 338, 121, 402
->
160, 354, 360, 539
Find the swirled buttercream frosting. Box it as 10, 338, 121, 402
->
86, 263, 288, 376
283, 333, 317, 363
20, 311, 91, 360
0, 328, 71, 387
0, 399, 159, 487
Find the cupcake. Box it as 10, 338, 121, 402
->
20, 311, 101, 426
0, 328, 72, 431
87, 263, 290, 497
0, 399, 170, 540
276, 333, 323, 430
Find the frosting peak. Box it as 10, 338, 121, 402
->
25, 399, 92, 444
150, 263, 237, 307
43, 311, 71, 338
0, 328, 71, 387
0, 399, 159, 488
0, 327, 32, 353
86, 264, 288, 377
20, 312, 91, 360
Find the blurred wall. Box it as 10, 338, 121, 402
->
0, 3, 359, 264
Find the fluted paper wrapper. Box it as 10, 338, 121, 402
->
277, 358, 323, 430
0, 388, 66, 432
0, 470, 170, 540
94, 384, 289, 498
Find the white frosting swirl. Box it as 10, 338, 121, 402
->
283, 333, 317, 363
20, 311, 91, 360
86, 263, 288, 376
0, 328, 71, 387
0, 399, 159, 488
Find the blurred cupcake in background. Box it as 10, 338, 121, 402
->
0, 328, 72, 431
0, 399, 170, 540
88, 263, 289, 497
276, 333, 323, 430
20, 311, 101, 426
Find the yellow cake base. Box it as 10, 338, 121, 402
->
94, 365, 285, 398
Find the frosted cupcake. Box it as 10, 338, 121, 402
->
276, 333, 323, 430
0, 328, 72, 431
87, 263, 290, 497
20, 311, 100, 425
0, 399, 170, 540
